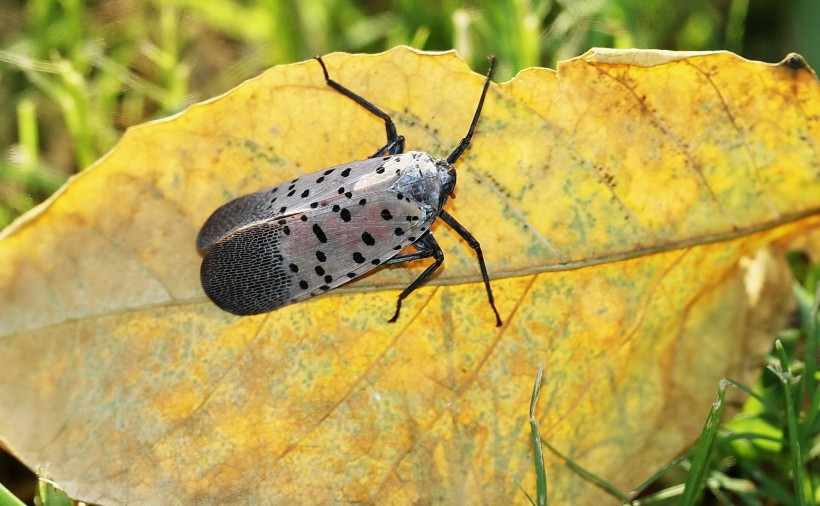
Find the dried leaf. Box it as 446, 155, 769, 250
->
1, 47, 818, 505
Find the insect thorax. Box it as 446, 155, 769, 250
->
391, 151, 456, 216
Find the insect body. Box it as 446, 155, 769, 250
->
197, 55, 502, 326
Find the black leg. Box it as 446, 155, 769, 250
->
383, 236, 434, 266
369, 135, 405, 158
315, 56, 405, 157
439, 210, 502, 326
387, 234, 444, 323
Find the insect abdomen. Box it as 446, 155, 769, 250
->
201, 222, 291, 315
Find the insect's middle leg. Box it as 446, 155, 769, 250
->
385, 233, 444, 323
438, 210, 502, 326
383, 238, 435, 266
314, 56, 405, 158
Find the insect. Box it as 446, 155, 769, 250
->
197, 55, 502, 326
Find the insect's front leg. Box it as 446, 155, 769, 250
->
369, 135, 405, 158
385, 233, 444, 323
315, 56, 405, 158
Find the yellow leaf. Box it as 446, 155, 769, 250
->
1, 47, 818, 505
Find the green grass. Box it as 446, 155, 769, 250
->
0, 481, 26, 506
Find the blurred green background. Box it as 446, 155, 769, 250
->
0, 0, 817, 230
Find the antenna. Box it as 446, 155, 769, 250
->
447, 56, 496, 165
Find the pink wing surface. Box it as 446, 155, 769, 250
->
200, 189, 430, 314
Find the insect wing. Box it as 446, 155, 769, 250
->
197, 156, 394, 251
201, 189, 430, 315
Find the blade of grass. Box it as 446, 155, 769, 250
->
16, 98, 39, 174
542, 440, 632, 504
705, 471, 756, 497
0, 481, 26, 506
771, 340, 814, 505
723, 377, 784, 422
631, 483, 684, 505
514, 477, 538, 506
629, 452, 690, 498
718, 431, 782, 448
679, 378, 727, 505
36, 477, 72, 506
529, 366, 547, 506
515, 365, 548, 506
793, 282, 818, 430
724, 0, 749, 52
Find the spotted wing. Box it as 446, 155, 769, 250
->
200, 189, 432, 315
197, 153, 427, 250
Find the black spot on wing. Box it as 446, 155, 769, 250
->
312, 223, 328, 243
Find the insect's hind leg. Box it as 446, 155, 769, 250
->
383, 233, 444, 323
315, 56, 405, 157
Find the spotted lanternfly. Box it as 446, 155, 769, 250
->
197, 55, 502, 326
